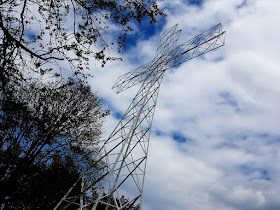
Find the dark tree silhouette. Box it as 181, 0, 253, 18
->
0, 154, 81, 209
0, 78, 109, 208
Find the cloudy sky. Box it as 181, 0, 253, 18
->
88, 0, 280, 209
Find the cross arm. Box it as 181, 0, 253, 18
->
112, 23, 225, 93
167, 23, 226, 69
112, 62, 154, 94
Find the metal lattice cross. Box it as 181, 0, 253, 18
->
54, 23, 225, 210
93, 23, 225, 210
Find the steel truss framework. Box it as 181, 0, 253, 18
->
54, 23, 226, 210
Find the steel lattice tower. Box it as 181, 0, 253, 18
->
54, 23, 225, 210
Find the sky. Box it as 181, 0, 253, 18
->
87, 0, 280, 209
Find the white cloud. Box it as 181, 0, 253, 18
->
89, 0, 280, 209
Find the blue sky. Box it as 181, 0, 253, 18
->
122, 0, 204, 50
123, 16, 166, 51
87, 0, 280, 209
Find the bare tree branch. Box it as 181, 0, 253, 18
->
0, 12, 64, 61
